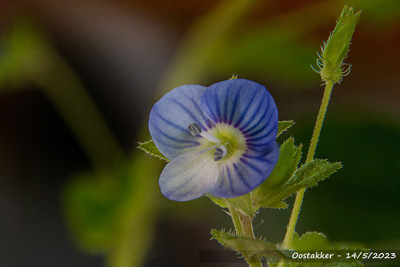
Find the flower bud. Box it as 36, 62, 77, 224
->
317, 6, 361, 84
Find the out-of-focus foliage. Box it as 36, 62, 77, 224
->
213, 31, 318, 88
162, 0, 400, 92
0, 18, 161, 267
349, 0, 400, 24
160, 0, 258, 93
64, 155, 159, 266
0, 19, 49, 88
0, 19, 123, 168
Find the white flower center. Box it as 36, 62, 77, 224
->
187, 123, 227, 161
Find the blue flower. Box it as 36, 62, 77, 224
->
149, 79, 280, 201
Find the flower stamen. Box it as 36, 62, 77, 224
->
188, 123, 202, 136
214, 145, 227, 161
188, 123, 220, 143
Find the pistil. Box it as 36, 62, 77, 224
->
214, 145, 227, 161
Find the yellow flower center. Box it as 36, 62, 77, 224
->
208, 123, 247, 160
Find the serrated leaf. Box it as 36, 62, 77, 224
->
258, 159, 341, 208
138, 140, 169, 162
253, 138, 302, 209
277, 121, 295, 137
211, 229, 288, 261
211, 228, 237, 241
288, 159, 342, 186
266, 200, 288, 209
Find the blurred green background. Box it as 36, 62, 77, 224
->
0, 0, 399, 266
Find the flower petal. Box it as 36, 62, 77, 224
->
210, 142, 280, 198
200, 79, 278, 154
149, 85, 211, 159
159, 150, 219, 201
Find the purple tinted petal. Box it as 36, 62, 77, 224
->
209, 142, 280, 198
200, 79, 278, 154
149, 84, 211, 159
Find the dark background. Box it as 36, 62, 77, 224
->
0, 0, 399, 266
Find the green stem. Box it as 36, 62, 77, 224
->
239, 212, 255, 238
228, 205, 262, 267
282, 81, 335, 250
305, 81, 334, 164
229, 205, 246, 237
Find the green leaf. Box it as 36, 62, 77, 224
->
211, 229, 288, 261
138, 140, 169, 162
258, 159, 341, 208
288, 159, 342, 186
277, 121, 295, 137
253, 138, 302, 209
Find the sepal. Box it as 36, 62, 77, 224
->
138, 140, 169, 162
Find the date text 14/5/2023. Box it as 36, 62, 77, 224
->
291, 251, 397, 261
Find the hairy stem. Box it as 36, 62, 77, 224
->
305, 81, 334, 163
282, 81, 335, 252
230, 205, 246, 237
228, 205, 262, 267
